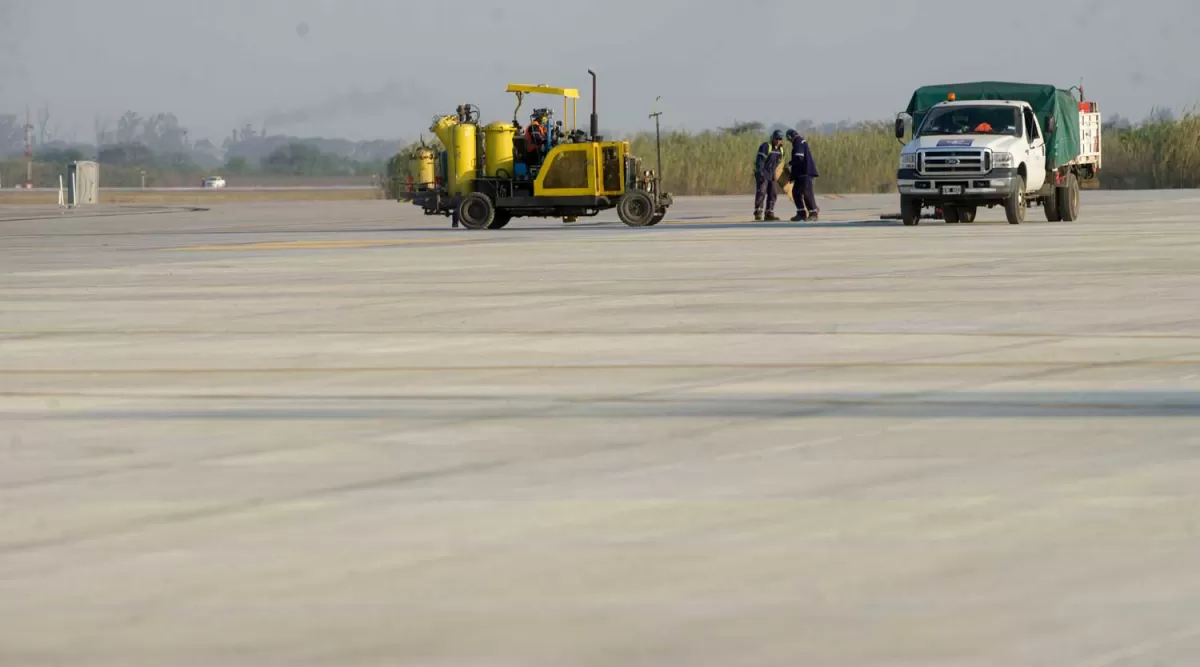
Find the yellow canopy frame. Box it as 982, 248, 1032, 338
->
505, 83, 579, 133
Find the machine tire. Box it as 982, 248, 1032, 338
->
959, 205, 977, 223
900, 196, 921, 226
1044, 186, 1062, 222
457, 193, 495, 230
943, 206, 961, 224
617, 191, 656, 227
1057, 172, 1080, 221
1005, 176, 1027, 225
647, 211, 666, 226
488, 211, 512, 229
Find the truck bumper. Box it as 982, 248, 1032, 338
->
896, 168, 1020, 203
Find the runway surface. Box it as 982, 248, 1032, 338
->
3, 192, 1200, 666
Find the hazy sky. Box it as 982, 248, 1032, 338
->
2, 0, 1198, 143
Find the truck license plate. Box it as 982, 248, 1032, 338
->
942, 185, 962, 195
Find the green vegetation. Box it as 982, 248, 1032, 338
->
627, 122, 899, 195
1101, 113, 1200, 189
258, 143, 385, 177
1, 142, 387, 188
0, 157, 207, 188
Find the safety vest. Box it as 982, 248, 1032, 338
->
526, 122, 546, 150
756, 142, 783, 169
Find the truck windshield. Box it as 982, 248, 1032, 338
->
918, 106, 1022, 138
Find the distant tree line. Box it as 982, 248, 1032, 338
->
0, 106, 401, 182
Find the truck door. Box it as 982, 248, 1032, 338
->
1023, 107, 1047, 191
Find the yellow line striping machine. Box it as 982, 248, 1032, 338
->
398, 70, 673, 229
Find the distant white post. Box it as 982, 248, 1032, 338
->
71, 172, 77, 208
58, 175, 65, 208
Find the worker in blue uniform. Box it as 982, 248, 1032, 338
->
785, 129, 819, 221
754, 130, 786, 221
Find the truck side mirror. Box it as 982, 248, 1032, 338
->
1047, 117, 1057, 134
894, 118, 906, 139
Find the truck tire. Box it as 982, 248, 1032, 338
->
900, 196, 921, 226
457, 193, 495, 230
1057, 172, 1080, 221
943, 206, 961, 224
1044, 188, 1062, 222
960, 205, 977, 223
1005, 176, 1027, 225
617, 191, 656, 227
648, 211, 665, 226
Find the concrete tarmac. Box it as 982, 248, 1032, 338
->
3, 192, 1200, 666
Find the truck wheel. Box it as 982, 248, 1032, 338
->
1057, 173, 1080, 221
1044, 188, 1062, 222
1004, 177, 1027, 225
457, 193, 495, 230
648, 211, 666, 226
900, 196, 921, 226
617, 191, 656, 227
960, 205, 977, 223
943, 206, 961, 224
488, 211, 512, 229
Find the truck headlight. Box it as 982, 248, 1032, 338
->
992, 152, 1014, 168
899, 153, 918, 170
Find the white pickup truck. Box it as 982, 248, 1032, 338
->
895, 82, 1101, 225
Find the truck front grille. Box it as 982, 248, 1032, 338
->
918, 150, 990, 176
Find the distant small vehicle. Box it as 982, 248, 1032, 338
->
201, 176, 226, 188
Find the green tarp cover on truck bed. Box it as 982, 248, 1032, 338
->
906, 81, 1081, 169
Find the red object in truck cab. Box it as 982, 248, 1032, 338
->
1079, 101, 1098, 113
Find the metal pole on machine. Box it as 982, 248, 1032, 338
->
649, 96, 663, 189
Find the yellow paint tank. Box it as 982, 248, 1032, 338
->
452, 123, 478, 193
431, 115, 459, 191
410, 147, 436, 191
483, 122, 517, 178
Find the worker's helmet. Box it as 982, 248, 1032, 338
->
770, 129, 785, 142
785, 129, 797, 140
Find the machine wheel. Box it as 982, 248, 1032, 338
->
943, 206, 961, 224
456, 193, 495, 230
1005, 176, 1027, 225
900, 196, 921, 226
648, 211, 666, 226
959, 205, 977, 223
1044, 187, 1062, 222
617, 191, 656, 227
489, 211, 512, 229
1057, 172, 1080, 221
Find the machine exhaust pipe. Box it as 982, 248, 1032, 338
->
588, 69, 599, 141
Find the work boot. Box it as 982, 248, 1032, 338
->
809, 210, 820, 222
791, 212, 806, 222
753, 210, 763, 221
764, 211, 780, 221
